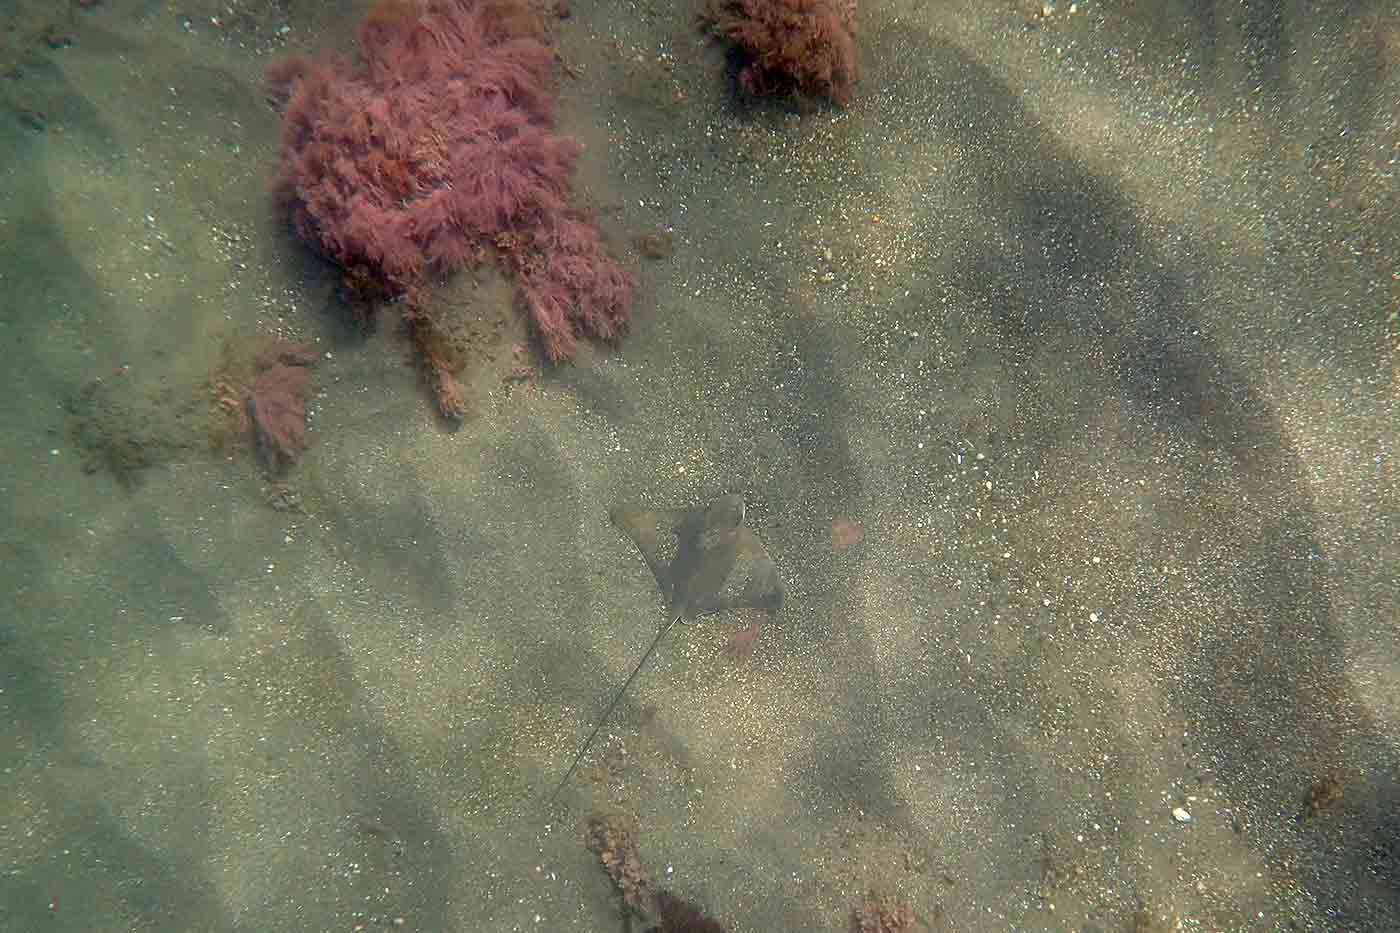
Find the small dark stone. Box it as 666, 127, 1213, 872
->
43, 27, 74, 49
637, 230, 675, 260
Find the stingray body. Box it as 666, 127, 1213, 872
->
550, 494, 783, 800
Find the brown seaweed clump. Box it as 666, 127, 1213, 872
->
704, 0, 858, 105
656, 890, 728, 933
246, 341, 320, 471
586, 813, 656, 922
1304, 771, 1345, 819
851, 890, 927, 933
584, 812, 730, 932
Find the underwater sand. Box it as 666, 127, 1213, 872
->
1, 0, 1397, 930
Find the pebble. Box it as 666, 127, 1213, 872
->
1172, 806, 1192, 823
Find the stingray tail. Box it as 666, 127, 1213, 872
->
550, 612, 683, 802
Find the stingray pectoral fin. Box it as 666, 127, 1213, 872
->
611, 506, 670, 588
612, 505, 696, 603
611, 505, 691, 537
712, 527, 784, 613
609, 504, 655, 542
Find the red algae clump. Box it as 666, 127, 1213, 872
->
270, 0, 633, 416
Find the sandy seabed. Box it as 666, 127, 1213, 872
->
1, 1, 1397, 930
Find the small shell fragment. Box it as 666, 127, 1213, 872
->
1172, 806, 1192, 823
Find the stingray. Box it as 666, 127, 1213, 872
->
550, 493, 784, 800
